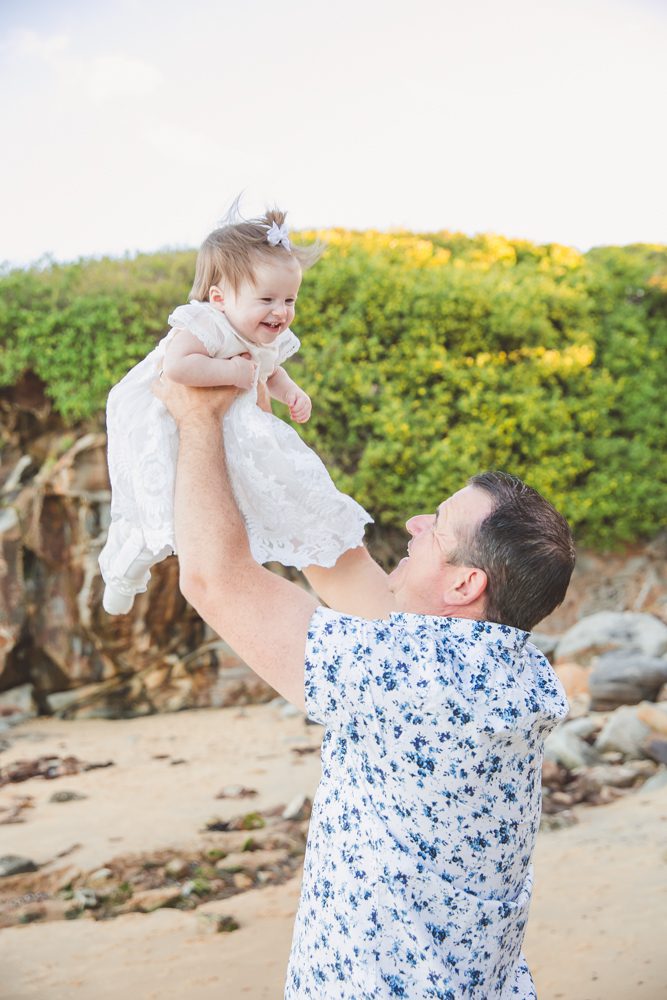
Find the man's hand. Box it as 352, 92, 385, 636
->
152, 372, 239, 424
286, 387, 312, 424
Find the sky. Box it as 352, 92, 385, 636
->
1, 0, 665, 267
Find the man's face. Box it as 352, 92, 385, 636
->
387, 485, 494, 615
211, 258, 302, 346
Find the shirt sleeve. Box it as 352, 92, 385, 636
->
304, 607, 435, 728
276, 329, 301, 365
167, 303, 239, 358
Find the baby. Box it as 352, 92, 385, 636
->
99, 206, 372, 614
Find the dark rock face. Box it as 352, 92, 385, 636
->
0, 374, 276, 718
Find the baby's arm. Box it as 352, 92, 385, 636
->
267, 366, 312, 423
163, 330, 256, 390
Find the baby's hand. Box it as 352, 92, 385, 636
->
286, 388, 312, 423
232, 355, 257, 390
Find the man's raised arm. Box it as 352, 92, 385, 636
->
154, 378, 318, 711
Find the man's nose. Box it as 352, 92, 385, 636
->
406, 513, 431, 536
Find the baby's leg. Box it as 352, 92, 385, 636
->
100, 522, 171, 615
303, 546, 396, 619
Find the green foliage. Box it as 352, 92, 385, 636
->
1, 235, 665, 548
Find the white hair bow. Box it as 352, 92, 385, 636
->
265, 221, 291, 251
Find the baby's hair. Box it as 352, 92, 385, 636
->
190, 197, 323, 301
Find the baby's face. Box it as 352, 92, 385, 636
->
211, 258, 302, 346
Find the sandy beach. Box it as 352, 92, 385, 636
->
1, 704, 666, 1000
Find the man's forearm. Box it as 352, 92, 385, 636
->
175, 414, 250, 587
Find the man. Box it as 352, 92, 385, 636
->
153, 377, 575, 999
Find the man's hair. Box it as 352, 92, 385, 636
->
189, 202, 322, 300
447, 471, 575, 632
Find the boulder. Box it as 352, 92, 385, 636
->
641, 768, 667, 793
589, 650, 667, 710
595, 706, 652, 759
555, 612, 667, 666
636, 701, 667, 737
0, 684, 37, 724
553, 663, 590, 701
544, 725, 598, 771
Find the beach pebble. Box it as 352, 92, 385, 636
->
89, 868, 113, 882
0, 855, 38, 877
197, 912, 240, 933
73, 888, 98, 909
282, 794, 312, 821
49, 790, 88, 803
165, 857, 189, 878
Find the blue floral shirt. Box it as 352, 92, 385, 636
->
285, 610, 568, 999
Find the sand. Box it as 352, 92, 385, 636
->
1, 705, 666, 999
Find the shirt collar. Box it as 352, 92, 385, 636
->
389, 612, 531, 653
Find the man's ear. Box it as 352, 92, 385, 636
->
209, 285, 224, 305
444, 567, 488, 608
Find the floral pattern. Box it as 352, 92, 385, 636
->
285, 609, 568, 998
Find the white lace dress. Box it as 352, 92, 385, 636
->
99, 301, 371, 599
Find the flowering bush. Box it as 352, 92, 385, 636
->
1, 233, 665, 548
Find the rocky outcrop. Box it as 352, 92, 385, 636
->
0, 374, 275, 719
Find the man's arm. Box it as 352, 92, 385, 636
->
155, 379, 317, 710
303, 546, 397, 619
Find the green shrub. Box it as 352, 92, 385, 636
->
1, 234, 665, 548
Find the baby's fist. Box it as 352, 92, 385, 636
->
232, 355, 257, 390
288, 389, 312, 423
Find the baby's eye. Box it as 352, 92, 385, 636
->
260, 298, 272, 303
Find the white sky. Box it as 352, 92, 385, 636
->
1, 0, 665, 266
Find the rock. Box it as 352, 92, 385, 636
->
0, 855, 38, 877
540, 810, 578, 832
124, 887, 181, 912
49, 790, 88, 803
46, 676, 154, 720
643, 738, 667, 765
553, 662, 590, 701
640, 768, 667, 793
595, 706, 652, 759
589, 650, 667, 710
282, 794, 313, 821
165, 857, 189, 879
215, 849, 285, 876
657, 683, 667, 702
197, 912, 240, 933
575, 760, 656, 792
280, 702, 303, 719
89, 867, 113, 882
232, 872, 254, 890
555, 612, 667, 666
541, 760, 566, 788
0, 684, 37, 724
544, 725, 598, 771
562, 716, 601, 740
215, 785, 258, 800
636, 701, 667, 736
73, 888, 98, 909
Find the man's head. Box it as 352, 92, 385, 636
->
387, 471, 575, 631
